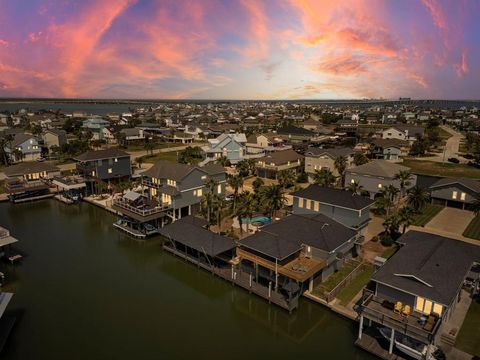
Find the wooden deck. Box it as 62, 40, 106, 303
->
113, 223, 146, 239
163, 245, 298, 312
236, 248, 326, 283
355, 332, 408, 360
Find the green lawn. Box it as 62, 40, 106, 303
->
403, 159, 480, 179
412, 204, 443, 226
319, 262, 357, 292
139, 151, 179, 164
463, 216, 480, 241
337, 265, 374, 306
455, 299, 480, 356
381, 245, 398, 259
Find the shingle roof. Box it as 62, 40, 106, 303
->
371, 138, 409, 148
143, 160, 194, 180
292, 185, 374, 210
4, 161, 59, 177
11, 134, 36, 148
304, 147, 354, 159
159, 216, 236, 257
257, 149, 303, 166
346, 160, 410, 178
372, 231, 480, 305
430, 177, 480, 194
74, 149, 130, 161
240, 214, 356, 260
277, 126, 315, 136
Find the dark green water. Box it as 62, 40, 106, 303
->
0, 201, 374, 360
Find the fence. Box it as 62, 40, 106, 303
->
319, 260, 366, 303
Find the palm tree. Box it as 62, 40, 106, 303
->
252, 177, 264, 193
144, 141, 154, 156
347, 180, 363, 194
382, 213, 400, 243
375, 194, 393, 216
398, 205, 415, 233
227, 174, 243, 212
137, 157, 144, 169
353, 152, 369, 166
213, 194, 225, 234
277, 169, 296, 189
394, 170, 412, 197
231, 193, 247, 235
236, 160, 251, 177
407, 185, 430, 213
314, 169, 336, 187
217, 155, 231, 167
260, 185, 286, 218
384, 185, 400, 204
200, 178, 218, 228
334, 155, 348, 186
472, 197, 480, 216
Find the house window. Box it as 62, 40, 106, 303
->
201, 175, 207, 180
305, 200, 311, 210
298, 198, 304, 208
167, 179, 176, 186
378, 183, 383, 189
423, 299, 433, 314
194, 188, 203, 197
433, 303, 443, 316
114, 158, 118, 162
313, 201, 319, 212
351, 179, 355, 184
108, 168, 113, 174
92, 171, 96, 177
151, 188, 157, 197
217, 184, 222, 194
452, 191, 458, 200
460, 192, 466, 201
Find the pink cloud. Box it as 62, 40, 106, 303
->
421, 0, 447, 30
0, 39, 8, 46
453, 50, 469, 78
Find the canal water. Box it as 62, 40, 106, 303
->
0, 201, 374, 360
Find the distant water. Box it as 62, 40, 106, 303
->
0, 102, 138, 115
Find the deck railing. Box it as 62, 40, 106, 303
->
113, 198, 171, 216
6, 179, 50, 193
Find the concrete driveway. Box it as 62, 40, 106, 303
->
421, 125, 466, 163
424, 207, 474, 236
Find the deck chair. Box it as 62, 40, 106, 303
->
402, 305, 411, 317
394, 301, 403, 314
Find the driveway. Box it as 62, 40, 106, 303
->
420, 125, 465, 163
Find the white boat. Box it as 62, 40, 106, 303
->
378, 327, 443, 360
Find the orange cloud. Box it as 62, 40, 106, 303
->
239, 0, 269, 61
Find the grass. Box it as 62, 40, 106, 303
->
381, 245, 398, 259
463, 216, 480, 241
319, 262, 357, 292
403, 159, 480, 179
411, 204, 443, 226
337, 265, 374, 306
138, 150, 180, 164
455, 298, 480, 356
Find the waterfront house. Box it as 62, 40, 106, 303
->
344, 160, 416, 199
4, 134, 42, 162
304, 147, 354, 181
202, 133, 246, 164
4, 161, 60, 202
429, 177, 480, 210
369, 138, 409, 162
358, 230, 480, 358
41, 129, 67, 149
112, 161, 226, 231
237, 213, 358, 302
74, 148, 131, 182
255, 149, 304, 179
291, 185, 374, 236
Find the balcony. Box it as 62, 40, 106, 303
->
5, 179, 50, 194
112, 197, 172, 222
360, 289, 442, 344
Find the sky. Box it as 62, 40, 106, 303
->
0, 0, 478, 100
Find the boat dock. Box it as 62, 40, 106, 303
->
163, 244, 298, 313
113, 222, 146, 239
12, 193, 54, 203
54, 194, 74, 204
355, 329, 408, 360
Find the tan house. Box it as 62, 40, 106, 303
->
42, 129, 67, 149
304, 147, 354, 182
256, 149, 304, 179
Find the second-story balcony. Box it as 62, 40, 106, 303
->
112, 197, 172, 222
359, 288, 442, 344
5, 179, 50, 194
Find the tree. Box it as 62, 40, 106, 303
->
277, 169, 296, 189
227, 174, 243, 212
398, 205, 415, 233
144, 140, 155, 156
384, 185, 400, 204
12, 148, 24, 162
178, 146, 203, 164
375, 193, 393, 216
260, 185, 286, 218
217, 155, 231, 167
407, 185, 430, 213
200, 178, 218, 229
313, 169, 336, 187
353, 152, 369, 166
252, 177, 264, 193
137, 156, 144, 169
347, 180, 364, 195
394, 170, 412, 197
334, 155, 348, 186
382, 214, 400, 245
472, 198, 480, 217
236, 159, 256, 177
236, 191, 257, 233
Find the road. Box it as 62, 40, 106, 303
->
419, 125, 465, 163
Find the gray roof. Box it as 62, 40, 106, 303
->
11, 134, 36, 147
430, 177, 480, 194
304, 147, 354, 159
257, 149, 303, 166
74, 149, 130, 161
292, 185, 374, 210
346, 160, 410, 178
372, 231, 480, 306
392, 125, 425, 137
159, 216, 236, 257
371, 138, 409, 148
240, 214, 356, 260
4, 161, 59, 177
143, 160, 224, 181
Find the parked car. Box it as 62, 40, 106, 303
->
225, 194, 235, 202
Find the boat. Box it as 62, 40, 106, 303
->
143, 223, 158, 236
378, 327, 444, 360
